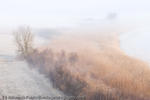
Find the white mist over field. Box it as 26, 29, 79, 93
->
120, 28, 150, 63
0, 0, 149, 98
0, 19, 150, 96
0, 18, 150, 98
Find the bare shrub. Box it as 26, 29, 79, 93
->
14, 26, 34, 58
50, 66, 87, 96
27, 49, 87, 96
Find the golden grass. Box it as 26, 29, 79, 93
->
26, 33, 150, 100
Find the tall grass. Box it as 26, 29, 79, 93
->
25, 33, 150, 100
26, 46, 150, 100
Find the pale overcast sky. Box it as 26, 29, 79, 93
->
0, 0, 149, 29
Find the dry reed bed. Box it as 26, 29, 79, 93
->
25, 45, 150, 100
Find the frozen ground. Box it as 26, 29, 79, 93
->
0, 33, 62, 98
0, 61, 62, 97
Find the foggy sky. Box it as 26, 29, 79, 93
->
0, 0, 150, 29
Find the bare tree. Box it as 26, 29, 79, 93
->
14, 26, 34, 58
